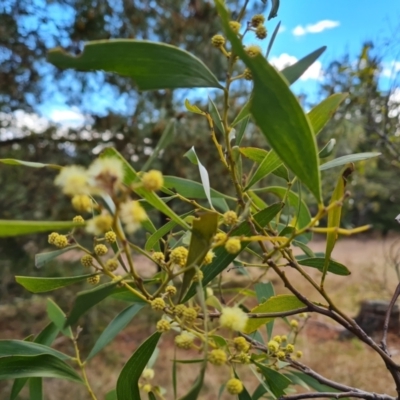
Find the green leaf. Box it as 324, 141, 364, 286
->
309, 93, 348, 136
86, 304, 144, 361
29, 378, 42, 400
184, 99, 205, 115
65, 280, 123, 327
184, 147, 213, 209
34, 246, 78, 268
177, 360, 206, 400
182, 203, 283, 302
11, 323, 60, 400
116, 332, 162, 400
319, 139, 336, 158
253, 362, 291, 398
110, 284, 149, 303
0, 354, 82, 383
148, 393, 157, 400
240, 147, 267, 164
266, 21, 281, 59
208, 97, 225, 134
179, 212, 219, 302
106, 390, 117, 400
298, 257, 350, 276
320, 152, 381, 171
245, 151, 282, 190
141, 119, 175, 172
0, 340, 69, 360
145, 211, 193, 252
235, 116, 250, 146
254, 186, 311, 240
281, 47, 326, 85
244, 295, 306, 334
289, 371, 340, 393
293, 241, 315, 258
0, 159, 61, 169
47, 299, 73, 339
216, 2, 322, 202
16, 274, 95, 293
48, 40, 222, 91
232, 101, 251, 127
0, 220, 84, 238
255, 282, 275, 338
101, 148, 190, 230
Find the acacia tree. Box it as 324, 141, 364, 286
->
1, 1, 400, 400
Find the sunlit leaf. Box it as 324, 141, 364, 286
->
244, 295, 306, 333
48, 40, 223, 91
0, 159, 61, 169
208, 97, 224, 134
266, 21, 281, 58
320, 152, 380, 171
0, 220, 84, 238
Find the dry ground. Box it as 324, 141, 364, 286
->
2, 235, 400, 399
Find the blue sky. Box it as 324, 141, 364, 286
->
40, 0, 400, 126
264, 0, 400, 98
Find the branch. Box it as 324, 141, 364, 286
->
280, 392, 394, 400
198, 307, 310, 320
381, 282, 400, 353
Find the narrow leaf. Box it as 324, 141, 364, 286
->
179, 212, 219, 301
298, 257, 350, 276
47, 299, 73, 339
308, 93, 348, 135
0, 340, 69, 360
0, 159, 61, 169
235, 116, 250, 145
65, 280, 124, 327
142, 119, 175, 172
268, 0, 280, 19
244, 295, 306, 333
232, 101, 251, 127
240, 147, 268, 164
320, 152, 380, 171
87, 304, 144, 360
319, 139, 336, 158
35, 246, 77, 268
29, 378, 42, 400
281, 46, 326, 85
0, 355, 82, 383
184, 147, 213, 209
16, 274, 95, 293
48, 40, 223, 90
266, 21, 281, 59
216, 2, 322, 202
245, 151, 282, 190
185, 99, 205, 115
182, 203, 283, 302
208, 97, 225, 134
116, 332, 162, 400
0, 220, 84, 238
253, 362, 291, 398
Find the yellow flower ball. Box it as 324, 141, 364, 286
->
156, 319, 171, 333
220, 307, 248, 331
175, 332, 194, 349
229, 21, 241, 33
105, 231, 117, 243
86, 214, 113, 236
203, 251, 215, 265
142, 368, 155, 380
94, 244, 108, 256
208, 349, 227, 366
165, 285, 177, 296
225, 238, 241, 254
142, 170, 164, 191
251, 14, 265, 27
150, 298, 165, 311
87, 275, 100, 285
152, 252, 165, 264
233, 337, 250, 352
71, 194, 92, 213
119, 200, 147, 234
48, 232, 59, 245
211, 34, 225, 48
267, 340, 280, 353
170, 246, 188, 267
226, 378, 244, 395
105, 259, 119, 272
73, 215, 85, 223
81, 255, 93, 267
54, 234, 69, 248
223, 210, 238, 226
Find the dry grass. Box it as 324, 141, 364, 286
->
1, 235, 400, 399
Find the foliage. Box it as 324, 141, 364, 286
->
1, 1, 400, 400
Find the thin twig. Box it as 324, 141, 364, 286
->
381, 282, 400, 353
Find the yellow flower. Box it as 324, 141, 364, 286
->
55, 166, 89, 196
229, 21, 241, 33
142, 170, 164, 191
54, 235, 69, 248
142, 384, 152, 393
296, 350, 303, 358
119, 200, 147, 234
225, 238, 241, 254
290, 319, 299, 329
156, 319, 171, 332
48, 232, 59, 245
87, 157, 125, 194
71, 194, 92, 213
223, 210, 238, 226
251, 14, 265, 27
233, 337, 250, 352
243, 68, 253, 81
105, 231, 117, 243
277, 350, 286, 360
268, 340, 280, 353
86, 213, 113, 236
150, 298, 165, 311
72, 215, 85, 223
246, 45, 262, 57
170, 246, 188, 267
273, 335, 282, 344
81, 255, 93, 267
208, 349, 227, 366
213, 232, 227, 246
203, 251, 215, 265
175, 332, 194, 349
226, 378, 244, 395
142, 368, 155, 380
94, 244, 108, 256
286, 344, 295, 353
211, 34, 225, 47
105, 259, 119, 272
87, 275, 100, 285
165, 285, 177, 296
152, 252, 165, 264
182, 307, 197, 324
256, 25, 268, 40
220, 307, 248, 331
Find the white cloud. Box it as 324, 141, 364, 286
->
388, 88, 400, 118
292, 20, 340, 36
382, 61, 400, 78
270, 53, 323, 81
49, 108, 86, 128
